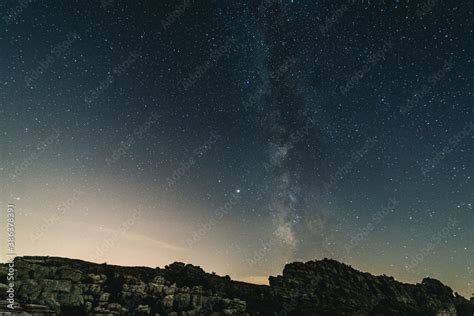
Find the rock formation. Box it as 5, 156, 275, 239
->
0, 256, 472, 315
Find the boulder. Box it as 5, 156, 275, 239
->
175, 293, 191, 309
85, 273, 107, 284
56, 268, 83, 282
136, 304, 151, 314
163, 294, 174, 310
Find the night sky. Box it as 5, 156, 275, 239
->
1, 0, 473, 296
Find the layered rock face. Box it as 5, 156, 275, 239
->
269, 259, 473, 315
0, 256, 472, 315
0, 257, 277, 315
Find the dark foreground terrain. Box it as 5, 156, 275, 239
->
0, 256, 473, 315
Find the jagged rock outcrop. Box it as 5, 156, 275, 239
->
0, 256, 472, 315
269, 259, 469, 315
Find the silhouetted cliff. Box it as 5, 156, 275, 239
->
1, 256, 472, 315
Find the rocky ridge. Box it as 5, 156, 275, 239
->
0, 256, 472, 315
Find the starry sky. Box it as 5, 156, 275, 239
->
1, 0, 473, 297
